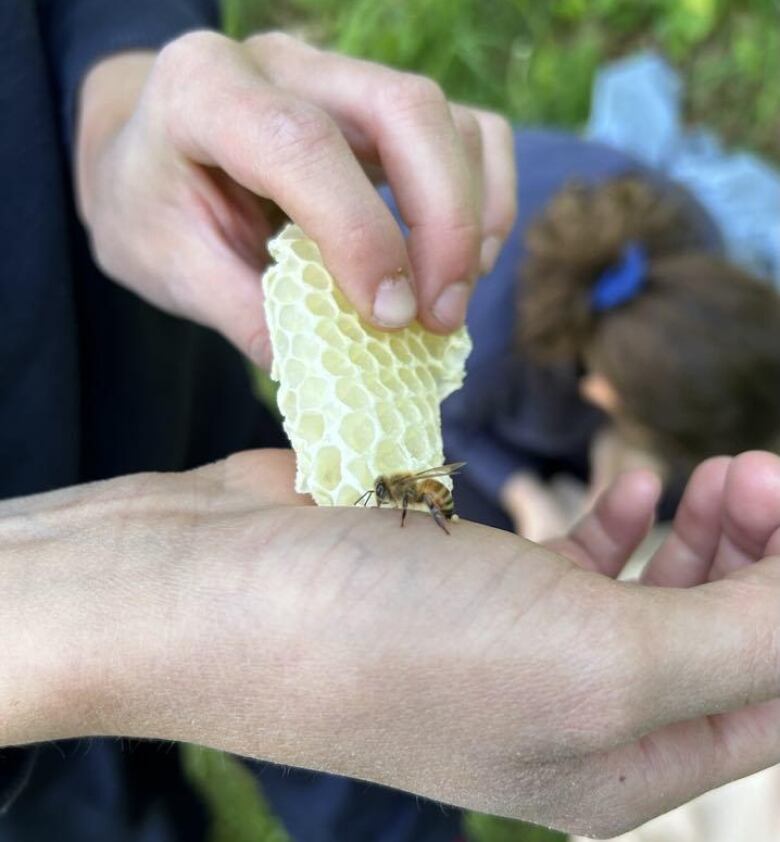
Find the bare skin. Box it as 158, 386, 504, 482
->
500, 471, 573, 541
75, 32, 517, 366
3, 32, 768, 836
500, 374, 665, 541
3, 449, 780, 837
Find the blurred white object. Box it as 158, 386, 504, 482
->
570, 764, 780, 842
586, 51, 780, 290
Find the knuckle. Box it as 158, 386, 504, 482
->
261, 100, 338, 164
151, 32, 232, 130
315, 209, 399, 292
444, 216, 483, 259
340, 211, 394, 263
378, 73, 447, 115
155, 30, 228, 80
245, 30, 297, 53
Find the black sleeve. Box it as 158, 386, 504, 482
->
0, 747, 38, 816
1, 1, 220, 813
37, 0, 220, 151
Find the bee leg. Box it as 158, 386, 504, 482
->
400, 495, 409, 528
424, 495, 450, 535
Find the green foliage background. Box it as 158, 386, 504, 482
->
188, 2, 780, 841
223, 0, 780, 160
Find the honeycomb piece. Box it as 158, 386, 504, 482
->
262, 224, 472, 507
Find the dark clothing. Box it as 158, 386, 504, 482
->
255, 767, 462, 842
437, 129, 723, 528
1, 0, 222, 501
1, 2, 460, 840
0, 0, 271, 837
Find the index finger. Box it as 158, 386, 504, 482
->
152, 32, 418, 330
245, 33, 497, 332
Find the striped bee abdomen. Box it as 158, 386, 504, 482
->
418, 479, 454, 518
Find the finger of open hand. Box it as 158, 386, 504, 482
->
547, 469, 660, 577
708, 450, 780, 580
644, 453, 780, 588
641, 456, 731, 587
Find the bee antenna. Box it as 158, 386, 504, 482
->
354, 489, 374, 507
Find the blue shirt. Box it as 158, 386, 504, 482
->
438, 129, 722, 506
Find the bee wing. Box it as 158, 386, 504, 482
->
412, 462, 466, 479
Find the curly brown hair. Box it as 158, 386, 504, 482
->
520, 176, 780, 470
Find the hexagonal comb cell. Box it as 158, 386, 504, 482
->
262, 224, 471, 506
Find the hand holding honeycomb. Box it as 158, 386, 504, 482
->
262, 224, 472, 506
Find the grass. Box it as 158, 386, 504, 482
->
188, 2, 780, 839
223, 0, 780, 161
184, 745, 566, 842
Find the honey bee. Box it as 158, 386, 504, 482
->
354, 462, 466, 534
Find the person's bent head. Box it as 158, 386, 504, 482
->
521, 176, 780, 472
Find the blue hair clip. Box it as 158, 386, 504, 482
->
591, 241, 648, 312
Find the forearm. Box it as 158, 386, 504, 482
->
0, 473, 176, 746
0, 463, 556, 766
0, 479, 116, 745
5, 452, 779, 833
0, 468, 314, 751
0, 459, 598, 815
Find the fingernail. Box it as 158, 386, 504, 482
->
432, 281, 470, 330
373, 274, 417, 327
480, 235, 502, 275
